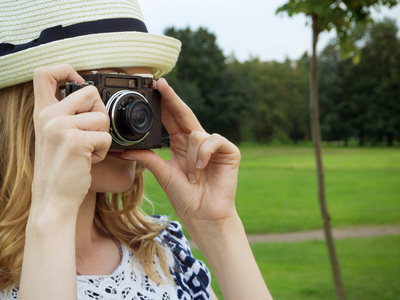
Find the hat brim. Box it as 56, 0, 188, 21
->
0, 31, 181, 89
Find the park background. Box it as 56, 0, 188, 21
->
138, 1, 400, 299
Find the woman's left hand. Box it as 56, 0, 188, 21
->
123, 79, 273, 300
122, 78, 241, 225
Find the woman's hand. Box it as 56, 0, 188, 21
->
122, 78, 241, 225
20, 64, 112, 300
123, 79, 272, 300
31, 64, 111, 217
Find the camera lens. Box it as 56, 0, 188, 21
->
106, 90, 154, 146
128, 101, 153, 134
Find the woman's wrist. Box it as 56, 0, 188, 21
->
30, 181, 82, 218
184, 214, 272, 300
184, 212, 244, 252
27, 198, 79, 238
21, 203, 78, 300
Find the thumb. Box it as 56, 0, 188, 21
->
121, 150, 170, 187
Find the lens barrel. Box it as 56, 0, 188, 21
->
105, 90, 154, 146
126, 99, 153, 134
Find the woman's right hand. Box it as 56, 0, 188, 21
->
20, 64, 111, 300
31, 64, 111, 218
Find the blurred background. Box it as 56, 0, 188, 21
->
138, 1, 400, 299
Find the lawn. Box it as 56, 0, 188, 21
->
142, 145, 400, 299
192, 235, 400, 300
143, 145, 400, 233
236, 145, 400, 233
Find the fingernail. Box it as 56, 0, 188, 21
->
196, 160, 203, 169
188, 173, 196, 184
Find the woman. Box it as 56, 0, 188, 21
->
0, 0, 272, 299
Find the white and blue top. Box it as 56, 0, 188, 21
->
0, 216, 211, 300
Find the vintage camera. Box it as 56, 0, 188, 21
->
59, 73, 162, 149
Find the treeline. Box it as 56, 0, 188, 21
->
164, 18, 400, 146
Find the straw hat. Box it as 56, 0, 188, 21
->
0, 0, 181, 89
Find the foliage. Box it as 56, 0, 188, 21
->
164, 27, 225, 96
276, 0, 398, 57
319, 18, 400, 146
163, 20, 400, 146
164, 27, 238, 140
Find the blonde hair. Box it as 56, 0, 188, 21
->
0, 82, 170, 290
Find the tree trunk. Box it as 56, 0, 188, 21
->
310, 13, 347, 300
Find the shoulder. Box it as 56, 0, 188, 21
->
153, 215, 195, 263
153, 215, 212, 300
155, 215, 190, 252
0, 286, 18, 300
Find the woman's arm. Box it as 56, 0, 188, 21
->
19, 65, 111, 299
186, 215, 272, 300
123, 79, 272, 300
20, 208, 78, 299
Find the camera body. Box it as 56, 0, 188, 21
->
60, 73, 162, 149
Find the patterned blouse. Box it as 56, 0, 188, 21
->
0, 216, 211, 299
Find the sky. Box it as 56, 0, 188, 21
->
138, 0, 400, 62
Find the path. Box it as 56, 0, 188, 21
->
189, 224, 400, 249
246, 224, 400, 244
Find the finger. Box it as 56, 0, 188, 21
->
80, 131, 112, 164
197, 134, 241, 169
33, 64, 83, 110
186, 131, 210, 184
68, 111, 110, 132
121, 149, 171, 187
156, 78, 203, 134
58, 85, 106, 116
34, 86, 108, 132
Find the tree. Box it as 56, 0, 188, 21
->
284, 54, 310, 143
319, 42, 356, 146
230, 57, 310, 144
164, 27, 227, 135
351, 18, 400, 145
319, 18, 400, 146
164, 27, 259, 143
276, 1, 398, 299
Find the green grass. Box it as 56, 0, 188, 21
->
192, 235, 400, 300
142, 145, 400, 299
143, 145, 400, 233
